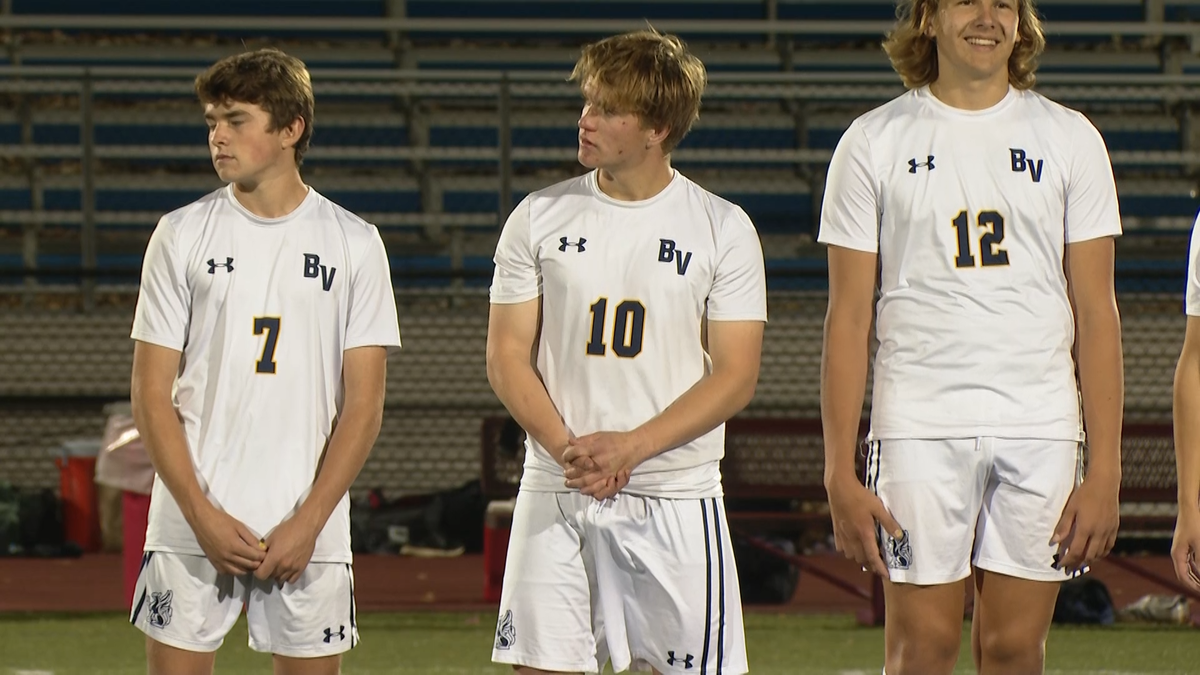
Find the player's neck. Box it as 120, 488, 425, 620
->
596, 159, 674, 202
928, 72, 1010, 112
230, 168, 309, 219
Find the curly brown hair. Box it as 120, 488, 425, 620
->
883, 0, 1045, 90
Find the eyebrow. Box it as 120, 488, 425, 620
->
203, 108, 249, 122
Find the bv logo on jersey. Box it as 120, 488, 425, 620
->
303, 253, 337, 292
658, 239, 692, 276
559, 236, 587, 252
494, 609, 516, 649
1010, 148, 1044, 183
148, 590, 173, 628
908, 155, 935, 173
207, 257, 234, 274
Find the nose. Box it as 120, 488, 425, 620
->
578, 104, 597, 129
210, 123, 229, 147
976, 0, 997, 25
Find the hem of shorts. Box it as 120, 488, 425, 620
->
974, 557, 1085, 582
888, 568, 972, 586
250, 638, 356, 657
136, 626, 221, 653
492, 652, 595, 672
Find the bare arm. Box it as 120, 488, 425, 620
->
257, 345, 388, 582
294, 345, 388, 532
820, 245, 875, 486
1053, 236, 1123, 571
1176, 317, 1200, 513
130, 340, 264, 574
819, 244, 901, 577
632, 319, 763, 459
1067, 236, 1124, 487
130, 341, 209, 524
486, 298, 571, 464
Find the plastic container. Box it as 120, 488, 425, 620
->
53, 438, 103, 553
483, 499, 515, 603
123, 490, 151, 605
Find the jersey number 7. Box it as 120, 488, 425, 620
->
253, 316, 281, 374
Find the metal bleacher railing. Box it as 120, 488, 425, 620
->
0, 5, 1196, 504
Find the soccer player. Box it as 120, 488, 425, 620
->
1172, 221, 1200, 593
128, 48, 400, 675
819, 1, 1123, 673
485, 28, 766, 675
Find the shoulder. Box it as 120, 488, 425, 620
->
524, 172, 593, 211
308, 189, 383, 241
160, 186, 228, 231
674, 173, 758, 238
852, 89, 925, 138
1016, 89, 1100, 133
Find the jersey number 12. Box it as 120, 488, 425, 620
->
951, 210, 1010, 268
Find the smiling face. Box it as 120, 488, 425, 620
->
930, 0, 1021, 87
204, 100, 300, 187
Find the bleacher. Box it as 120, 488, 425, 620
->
0, 1, 1195, 501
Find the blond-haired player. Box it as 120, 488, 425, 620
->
820, 1, 1123, 673
486, 29, 766, 675
129, 48, 400, 674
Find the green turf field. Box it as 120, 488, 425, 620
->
1, 612, 1198, 674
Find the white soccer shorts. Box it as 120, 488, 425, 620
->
865, 437, 1084, 585
491, 490, 748, 674
129, 551, 358, 657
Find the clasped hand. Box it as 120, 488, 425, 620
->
561, 431, 646, 501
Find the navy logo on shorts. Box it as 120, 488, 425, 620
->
884, 529, 913, 570
148, 590, 174, 628
494, 609, 515, 649
323, 625, 346, 643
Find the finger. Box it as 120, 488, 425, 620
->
861, 529, 890, 578
236, 526, 268, 559
580, 475, 611, 497
563, 465, 585, 480
254, 557, 278, 581
1172, 550, 1194, 588
872, 501, 904, 541
1050, 504, 1076, 547
1059, 532, 1092, 571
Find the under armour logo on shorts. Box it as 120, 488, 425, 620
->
494, 609, 516, 649
884, 529, 913, 570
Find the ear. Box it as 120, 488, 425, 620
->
280, 116, 305, 149
646, 124, 671, 150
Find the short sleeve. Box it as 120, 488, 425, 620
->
345, 225, 402, 351
489, 197, 541, 304
1064, 113, 1123, 243
130, 216, 190, 350
817, 119, 880, 253
706, 207, 767, 322
1187, 214, 1200, 316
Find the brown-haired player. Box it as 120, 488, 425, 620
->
128, 48, 400, 674
486, 28, 766, 674
819, 1, 1123, 673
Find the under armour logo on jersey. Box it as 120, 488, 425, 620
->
658, 239, 692, 276
559, 236, 587, 252
322, 625, 346, 643
908, 155, 935, 173
1010, 148, 1044, 183
303, 253, 337, 292
666, 651, 695, 668
494, 609, 516, 649
207, 257, 234, 274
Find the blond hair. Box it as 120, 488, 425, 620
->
195, 48, 315, 165
570, 28, 707, 153
883, 0, 1045, 90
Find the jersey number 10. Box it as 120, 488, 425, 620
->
586, 298, 645, 358
951, 210, 1010, 268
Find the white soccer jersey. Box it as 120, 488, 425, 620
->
1187, 215, 1200, 316
131, 185, 401, 563
819, 86, 1122, 441
490, 170, 767, 498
